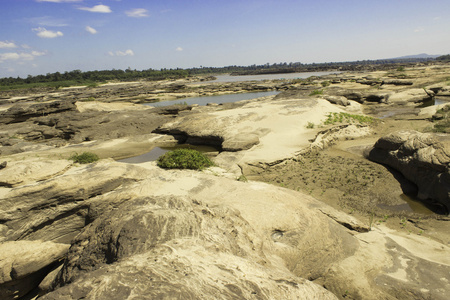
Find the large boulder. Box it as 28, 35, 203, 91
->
0, 241, 69, 300
43, 195, 338, 300
367, 130, 450, 211
387, 88, 435, 104
0, 160, 153, 243
322, 95, 350, 106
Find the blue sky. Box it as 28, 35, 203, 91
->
1, 0, 449, 78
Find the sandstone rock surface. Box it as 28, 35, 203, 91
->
367, 130, 450, 211
387, 88, 434, 104
0, 240, 69, 300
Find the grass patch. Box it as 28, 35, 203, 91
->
324, 112, 375, 125
306, 122, 315, 129
321, 81, 331, 87
157, 148, 214, 170
69, 152, 99, 164
429, 104, 450, 133
309, 89, 323, 96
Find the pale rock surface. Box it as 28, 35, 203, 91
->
0, 159, 72, 187
156, 97, 346, 164
0, 157, 448, 299
387, 88, 434, 104
0, 240, 69, 300
367, 130, 450, 211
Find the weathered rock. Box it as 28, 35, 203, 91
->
0, 240, 69, 300
0, 159, 72, 187
0, 161, 6, 170
387, 88, 435, 104
367, 130, 450, 211
323, 95, 350, 106
0, 100, 77, 124
47, 195, 338, 300
382, 79, 414, 86
0, 160, 152, 243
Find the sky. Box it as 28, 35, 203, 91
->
0, 0, 449, 78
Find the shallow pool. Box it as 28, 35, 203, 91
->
146, 90, 279, 107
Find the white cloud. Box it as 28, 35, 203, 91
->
0, 51, 46, 62
125, 8, 149, 18
85, 26, 97, 34
0, 53, 20, 61
176, 47, 183, 52
0, 41, 17, 49
414, 27, 425, 33
78, 5, 112, 13
108, 49, 134, 56
32, 27, 64, 38
27, 16, 69, 27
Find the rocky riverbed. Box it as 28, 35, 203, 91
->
0, 64, 450, 299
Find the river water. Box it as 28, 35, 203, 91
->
147, 71, 339, 107
207, 71, 339, 83
147, 90, 279, 107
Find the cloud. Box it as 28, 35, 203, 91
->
108, 49, 134, 56
125, 8, 149, 18
27, 16, 69, 27
0, 51, 46, 62
176, 47, 183, 52
414, 27, 424, 33
0, 41, 17, 49
85, 26, 97, 34
78, 5, 112, 13
32, 27, 64, 38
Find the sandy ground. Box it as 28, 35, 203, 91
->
248, 107, 450, 245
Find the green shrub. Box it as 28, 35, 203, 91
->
324, 112, 374, 125
321, 81, 331, 87
69, 152, 99, 164
157, 148, 214, 170
306, 122, 315, 129
309, 89, 323, 96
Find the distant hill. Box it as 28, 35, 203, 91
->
391, 53, 441, 60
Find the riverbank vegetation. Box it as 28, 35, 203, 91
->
0, 56, 447, 91
157, 149, 214, 170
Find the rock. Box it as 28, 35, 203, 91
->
0, 160, 153, 243
382, 79, 414, 86
0, 159, 72, 187
43, 192, 340, 299
323, 95, 350, 106
0, 161, 6, 170
0, 240, 69, 300
0, 100, 77, 124
367, 130, 450, 211
222, 133, 260, 151
363, 91, 393, 103
308, 124, 372, 151
387, 88, 435, 104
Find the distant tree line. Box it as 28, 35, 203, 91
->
0, 68, 189, 87
0, 56, 447, 89
436, 55, 450, 61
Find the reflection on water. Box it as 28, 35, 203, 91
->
378, 193, 446, 215
147, 90, 279, 107
417, 98, 450, 108
118, 144, 219, 164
